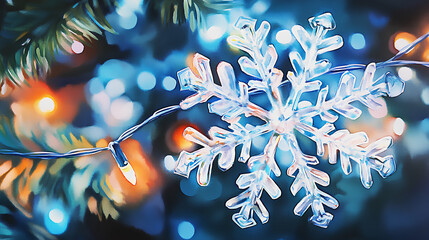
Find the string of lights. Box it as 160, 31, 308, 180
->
0, 104, 181, 185
0, 31, 427, 186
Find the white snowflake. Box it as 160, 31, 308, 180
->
174, 13, 404, 228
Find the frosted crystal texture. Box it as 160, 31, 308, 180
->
175, 13, 404, 228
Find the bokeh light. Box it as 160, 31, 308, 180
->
397, 67, 415, 81
167, 122, 198, 152
276, 30, 293, 45
91, 91, 110, 113
205, 26, 225, 41
200, 14, 227, 42
368, 98, 388, 119
421, 87, 429, 105
88, 78, 104, 95
423, 48, 429, 62
44, 206, 69, 235
119, 13, 138, 29
164, 155, 176, 171
49, 209, 64, 224
349, 33, 366, 50
105, 79, 126, 98
368, 12, 389, 28
253, 135, 266, 150
38, 96, 55, 113
162, 76, 177, 91
393, 32, 416, 52
137, 71, 156, 91
180, 178, 198, 197
71, 41, 84, 54
178, 221, 195, 240
393, 117, 406, 136
110, 97, 134, 121
116, 0, 143, 17
251, 0, 270, 15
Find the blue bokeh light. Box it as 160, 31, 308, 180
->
250, 0, 271, 15
88, 77, 104, 95
349, 33, 366, 50
137, 71, 156, 91
178, 221, 195, 239
119, 13, 138, 29
180, 178, 198, 197
368, 12, 389, 28
97, 59, 135, 81
44, 206, 69, 235
162, 76, 177, 91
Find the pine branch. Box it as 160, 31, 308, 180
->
0, 115, 121, 222
149, 0, 235, 31
0, 0, 234, 89
0, 0, 116, 87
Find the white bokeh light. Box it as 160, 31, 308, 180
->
71, 41, 84, 54
397, 67, 414, 81
38, 97, 55, 113
164, 155, 176, 171
49, 209, 64, 224
110, 97, 134, 121
205, 26, 225, 40
91, 91, 110, 113
276, 30, 293, 44
394, 38, 410, 51
105, 79, 126, 98
393, 117, 406, 136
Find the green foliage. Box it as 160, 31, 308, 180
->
0, 0, 233, 88
150, 0, 234, 31
0, 115, 121, 223
0, 0, 116, 87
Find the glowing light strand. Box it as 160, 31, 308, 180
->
0, 105, 180, 185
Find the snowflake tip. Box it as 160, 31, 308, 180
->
308, 12, 336, 30
385, 72, 405, 97
232, 213, 257, 228
310, 212, 333, 228
374, 155, 396, 178
234, 16, 257, 30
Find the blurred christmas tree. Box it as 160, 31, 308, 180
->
0, 0, 232, 238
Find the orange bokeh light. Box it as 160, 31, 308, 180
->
37, 96, 56, 114
392, 32, 417, 53
11, 80, 84, 125
167, 121, 198, 152
186, 53, 202, 79
423, 48, 429, 62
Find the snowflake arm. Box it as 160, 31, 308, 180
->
227, 17, 285, 114
175, 123, 271, 186
292, 62, 403, 188
225, 133, 281, 228
285, 13, 343, 113
177, 54, 269, 122
285, 133, 338, 228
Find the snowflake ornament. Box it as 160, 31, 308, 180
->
174, 13, 404, 228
